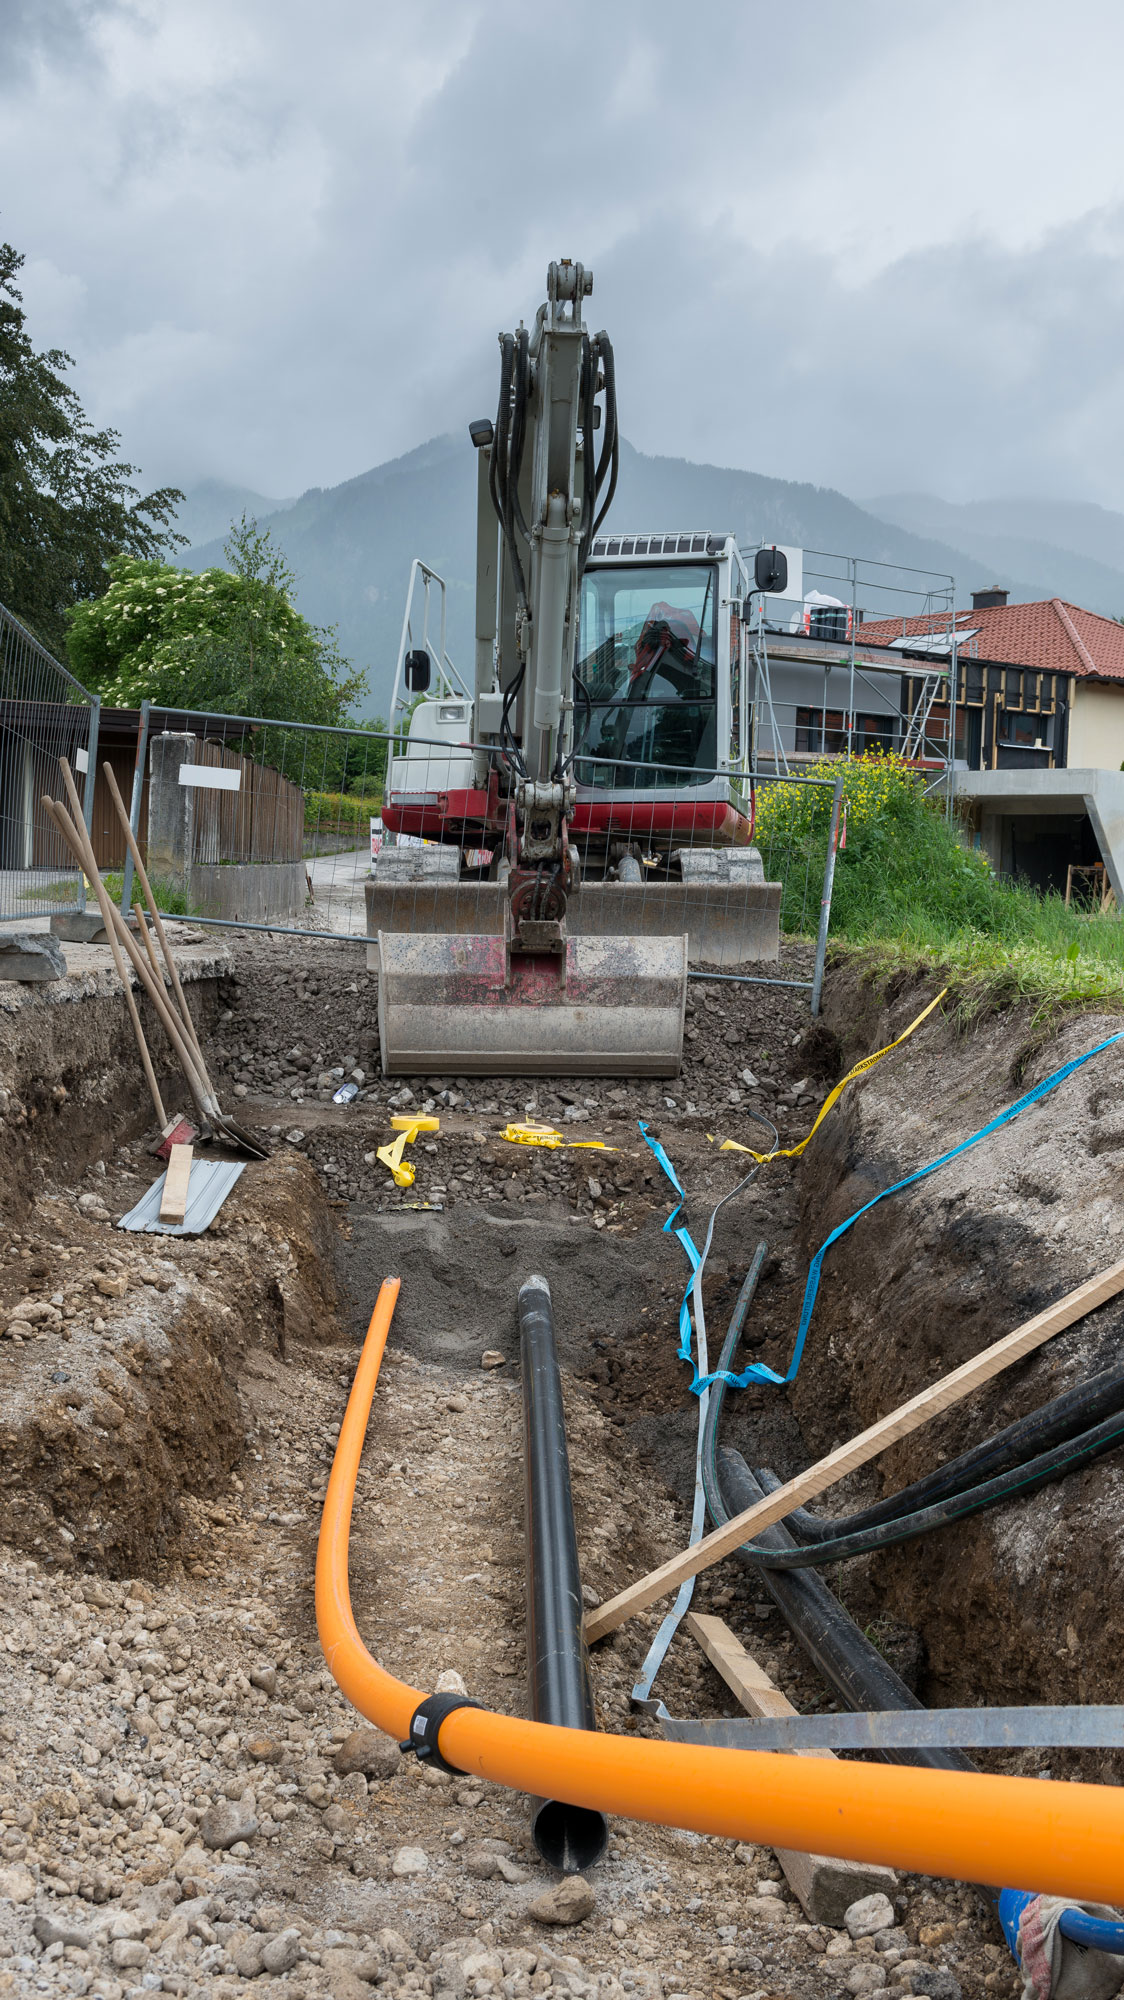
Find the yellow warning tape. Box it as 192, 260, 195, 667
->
501, 1122, 618, 1153
715, 987, 949, 1164
377, 1116, 441, 1188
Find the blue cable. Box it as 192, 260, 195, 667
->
999, 1887, 1124, 1961
643, 1029, 1124, 1398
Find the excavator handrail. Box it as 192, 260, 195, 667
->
317, 1279, 1124, 1902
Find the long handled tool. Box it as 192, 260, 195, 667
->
53, 816, 169, 1134
45, 792, 213, 1130
98, 759, 267, 1160
133, 906, 198, 1154
47, 776, 265, 1158
103, 762, 207, 1069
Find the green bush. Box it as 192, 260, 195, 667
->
304, 790, 382, 831
756, 752, 1124, 1010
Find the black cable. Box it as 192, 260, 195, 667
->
715, 1450, 977, 1776
766, 1361, 1124, 1544
741, 1408, 1124, 1570
699, 1282, 972, 1773
697, 1272, 970, 1773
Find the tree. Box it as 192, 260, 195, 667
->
66, 515, 368, 744
0, 241, 184, 658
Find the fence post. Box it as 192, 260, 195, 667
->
120, 699, 152, 914
810, 771, 845, 1017
146, 731, 196, 896
76, 695, 100, 912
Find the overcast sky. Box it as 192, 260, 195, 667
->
5, 0, 1124, 511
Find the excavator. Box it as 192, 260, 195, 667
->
369, 260, 780, 1077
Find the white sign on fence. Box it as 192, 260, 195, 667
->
75, 747, 89, 772
178, 764, 242, 792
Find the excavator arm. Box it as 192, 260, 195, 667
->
376, 262, 688, 1077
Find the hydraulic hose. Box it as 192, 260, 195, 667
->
316, 1278, 1124, 1899
772, 1362, 1124, 1544
741, 1405, 1124, 1571
591, 332, 618, 537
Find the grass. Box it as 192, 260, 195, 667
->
102, 871, 196, 917
304, 789, 382, 832
755, 753, 1124, 1017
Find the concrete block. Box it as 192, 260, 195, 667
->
50, 910, 108, 943
0, 932, 67, 982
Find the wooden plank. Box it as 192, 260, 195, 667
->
159, 1143, 194, 1225
585, 1254, 1124, 1644
684, 1613, 897, 1924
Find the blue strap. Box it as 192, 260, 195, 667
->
643, 1033, 1124, 1398
637, 1121, 700, 1367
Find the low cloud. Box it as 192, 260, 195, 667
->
3, 0, 1124, 507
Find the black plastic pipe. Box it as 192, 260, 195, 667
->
518, 1275, 608, 1873
715, 1448, 975, 1775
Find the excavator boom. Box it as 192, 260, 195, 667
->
376, 259, 691, 1078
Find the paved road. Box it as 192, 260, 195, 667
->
304, 844, 371, 935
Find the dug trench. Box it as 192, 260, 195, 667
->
1, 932, 1122, 1998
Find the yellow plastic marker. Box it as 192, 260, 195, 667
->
716, 988, 948, 1165
391, 1114, 440, 1134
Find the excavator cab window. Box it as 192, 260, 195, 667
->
574, 564, 717, 788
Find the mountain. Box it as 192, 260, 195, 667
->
863, 493, 1124, 618
172, 479, 295, 552
184, 439, 1123, 713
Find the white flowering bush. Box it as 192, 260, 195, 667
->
66, 517, 366, 730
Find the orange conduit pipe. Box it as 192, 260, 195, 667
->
317, 1279, 1124, 1901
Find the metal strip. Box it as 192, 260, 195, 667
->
117, 1158, 245, 1235
662, 1705, 1124, 1752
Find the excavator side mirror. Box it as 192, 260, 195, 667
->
754, 546, 788, 594
404, 649, 432, 694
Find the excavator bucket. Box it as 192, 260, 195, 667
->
377, 931, 687, 1077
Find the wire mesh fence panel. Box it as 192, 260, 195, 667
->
115, 704, 840, 1012
123, 706, 391, 938
0, 603, 98, 924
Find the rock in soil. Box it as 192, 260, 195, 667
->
528, 1874, 597, 1925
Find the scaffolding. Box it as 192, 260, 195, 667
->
746, 546, 959, 814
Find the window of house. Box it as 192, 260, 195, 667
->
921, 702, 980, 763
794, 708, 895, 754
999, 710, 1051, 749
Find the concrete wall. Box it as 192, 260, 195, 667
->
1067, 684, 1124, 773
189, 862, 308, 924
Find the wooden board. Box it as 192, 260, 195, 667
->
584, 1253, 1124, 1644
684, 1613, 897, 1923
159, 1143, 194, 1225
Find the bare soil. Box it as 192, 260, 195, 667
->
7, 927, 1122, 2000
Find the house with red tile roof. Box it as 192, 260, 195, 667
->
859, 589, 1124, 774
